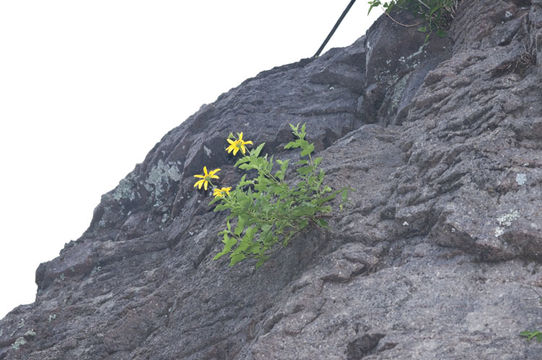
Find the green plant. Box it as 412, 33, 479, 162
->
195, 124, 349, 268
520, 330, 542, 342
368, 0, 458, 40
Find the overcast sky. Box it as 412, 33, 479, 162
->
0, 1, 381, 318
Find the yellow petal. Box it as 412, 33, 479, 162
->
227, 140, 240, 155
209, 168, 221, 176
227, 138, 235, 145
194, 174, 205, 178
203, 166, 208, 176
194, 179, 204, 189
204, 181, 208, 191
244, 140, 253, 145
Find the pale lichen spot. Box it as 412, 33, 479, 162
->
11, 337, 26, 350
495, 210, 520, 237
515, 173, 527, 186
144, 160, 182, 199
497, 210, 520, 227
112, 177, 138, 202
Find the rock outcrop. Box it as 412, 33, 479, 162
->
1, 1, 542, 359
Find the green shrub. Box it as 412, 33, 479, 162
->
368, 0, 458, 39
194, 124, 349, 268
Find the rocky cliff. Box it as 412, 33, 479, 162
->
1, 0, 542, 359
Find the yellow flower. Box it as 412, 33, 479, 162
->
226, 138, 241, 156
237, 132, 253, 155
213, 187, 231, 198
226, 132, 253, 156
193, 166, 220, 191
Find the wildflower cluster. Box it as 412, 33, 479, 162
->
193, 124, 349, 268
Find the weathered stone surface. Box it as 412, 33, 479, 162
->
2, 0, 542, 359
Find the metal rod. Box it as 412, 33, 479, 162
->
313, 0, 358, 58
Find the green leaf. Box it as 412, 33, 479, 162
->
243, 226, 258, 244
296, 165, 313, 176
235, 215, 248, 236
313, 157, 322, 166
341, 188, 349, 203
291, 205, 316, 217
315, 218, 329, 228
229, 253, 246, 266
520, 330, 542, 342
213, 232, 237, 260
284, 139, 305, 150
300, 143, 314, 157
275, 159, 290, 181
214, 203, 229, 212
238, 177, 254, 188
367, 0, 381, 14
251, 143, 265, 158
234, 156, 251, 167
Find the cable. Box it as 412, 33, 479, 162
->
313, 0, 357, 58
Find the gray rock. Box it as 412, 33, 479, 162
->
2, 0, 542, 359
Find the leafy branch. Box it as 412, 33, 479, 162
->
206, 124, 349, 268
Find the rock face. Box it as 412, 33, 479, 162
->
2, 1, 542, 359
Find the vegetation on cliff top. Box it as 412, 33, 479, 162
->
368, 0, 459, 39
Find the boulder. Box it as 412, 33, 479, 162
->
1, 1, 542, 359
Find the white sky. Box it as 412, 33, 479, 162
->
0, 1, 381, 318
